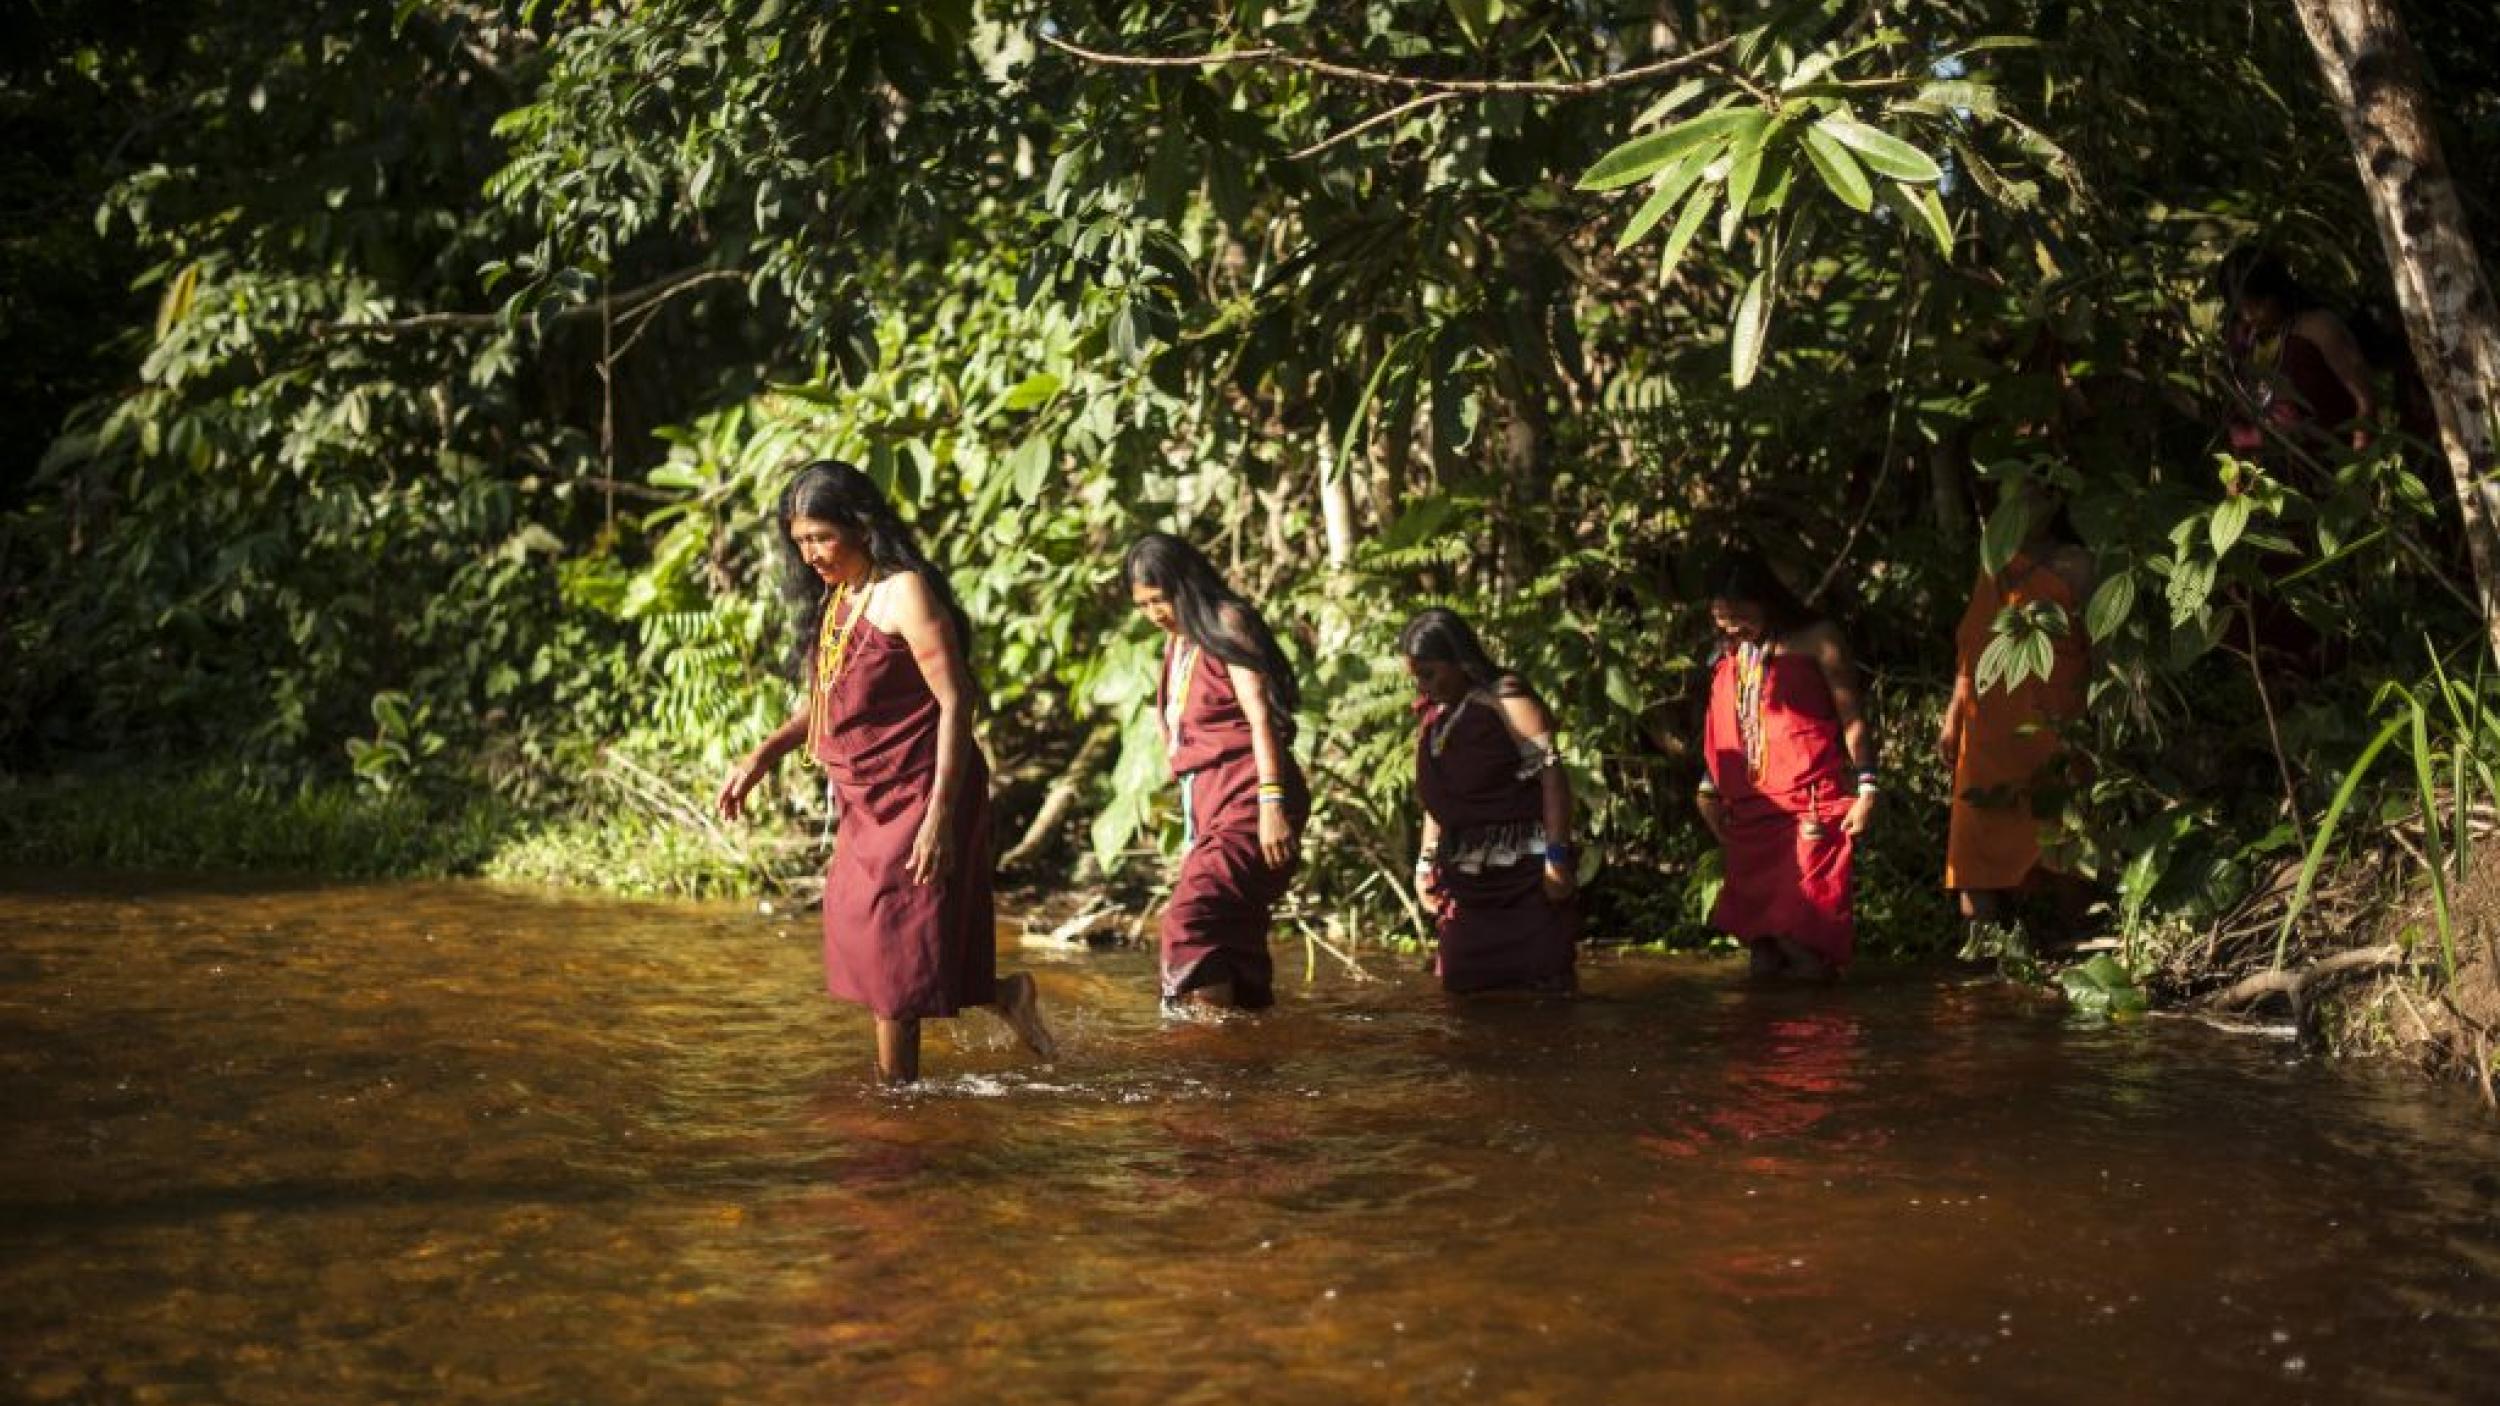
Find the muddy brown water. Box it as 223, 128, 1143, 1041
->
4, 875, 2499, 1404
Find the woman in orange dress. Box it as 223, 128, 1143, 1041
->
1938, 522, 2093, 932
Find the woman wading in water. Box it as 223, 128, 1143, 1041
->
717, 461, 1053, 1082
1401, 608, 1580, 994
1696, 555, 1877, 980
1124, 534, 1308, 1010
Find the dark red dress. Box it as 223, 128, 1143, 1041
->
1415, 693, 1578, 993
1156, 642, 1307, 1007
810, 621, 997, 1020
2229, 325, 2361, 451
1702, 645, 1854, 967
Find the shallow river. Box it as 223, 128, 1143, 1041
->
4, 876, 2499, 1404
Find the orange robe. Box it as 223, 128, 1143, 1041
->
1945, 553, 2088, 891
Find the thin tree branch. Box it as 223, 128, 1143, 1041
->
311, 266, 745, 339
1290, 90, 1465, 160
1042, 32, 1737, 97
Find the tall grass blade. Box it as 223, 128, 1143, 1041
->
2274, 714, 2407, 968
2408, 698, 2460, 980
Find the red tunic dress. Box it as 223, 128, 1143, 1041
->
1416, 693, 1579, 993
811, 621, 997, 1020
1156, 641, 1308, 1006
1702, 646, 1855, 967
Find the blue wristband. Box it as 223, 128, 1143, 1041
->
1543, 842, 1573, 866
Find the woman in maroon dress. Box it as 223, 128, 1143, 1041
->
1124, 534, 1308, 1010
2223, 251, 2379, 456
1399, 609, 1579, 994
716, 461, 1053, 1083
1694, 555, 1879, 980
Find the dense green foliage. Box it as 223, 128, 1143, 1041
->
6, 2, 2499, 974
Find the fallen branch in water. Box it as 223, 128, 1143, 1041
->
2208, 943, 2409, 1011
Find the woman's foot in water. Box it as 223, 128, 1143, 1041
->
1747, 939, 1785, 980
1773, 938, 1832, 983
994, 972, 1057, 1059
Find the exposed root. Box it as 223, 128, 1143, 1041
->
2207, 943, 2408, 1012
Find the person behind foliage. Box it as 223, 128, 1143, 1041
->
2221, 249, 2381, 457
1400, 608, 1580, 995
1694, 554, 1878, 980
1940, 479, 2095, 944
1123, 533, 1309, 1011
715, 461, 1054, 1083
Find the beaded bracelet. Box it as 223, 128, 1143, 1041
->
1256, 781, 1288, 806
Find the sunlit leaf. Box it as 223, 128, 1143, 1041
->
1818, 115, 1943, 183
1579, 108, 1750, 191
2084, 571, 2136, 642
1729, 270, 1770, 389
1799, 126, 1872, 211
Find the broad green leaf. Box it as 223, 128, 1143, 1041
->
1615, 154, 1708, 250
2166, 555, 2218, 625
1729, 271, 1770, 389
2209, 495, 2253, 558
1720, 112, 1774, 218
1980, 493, 2032, 575
1631, 77, 1711, 131
1975, 631, 2019, 694
1001, 371, 1062, 411
1879, 181, 1955, 256
1579, 108, 1749, 191
2084, 571, 2136, 642
1447, 0, 1502, 46
1009, 435, 1052, 501
1799, 126, 1872, 211
1818, 115, 1944, 183
1655, 183, 1714, 286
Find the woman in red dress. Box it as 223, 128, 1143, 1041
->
716, 461, 1053, 1083
1124, 534, 1308, 1010
1400, 608, 1579, 994
1695, 555, 1879, 980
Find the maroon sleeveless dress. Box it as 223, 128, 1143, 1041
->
1157, 641, 1308, 1007
1415, 693, 1578, 993
1702, 646, 1855, 967
810, 620, 997, 1020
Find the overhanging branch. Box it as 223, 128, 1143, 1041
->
1042, 32, 1736, 98
311, 266, 746, 340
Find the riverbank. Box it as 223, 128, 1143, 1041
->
9, 761, 2493, 1101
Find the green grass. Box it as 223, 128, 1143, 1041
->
0, 766, 512, 878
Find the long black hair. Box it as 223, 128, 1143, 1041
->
1122, 533, 1300, 716
776, 459, 975, 680
1707, 551, 1822, 638
1396, 607, 1516, 692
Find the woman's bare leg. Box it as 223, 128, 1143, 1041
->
875, 1018, 922, 1084
1773, 938, 1829, 981
1180, 978, 1240, 1009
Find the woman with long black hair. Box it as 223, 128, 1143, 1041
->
1123, 533, 1308, 1009
1695, 553, 1877, 979
1399, 607, 1579, 994
716, 460, 1053, 1081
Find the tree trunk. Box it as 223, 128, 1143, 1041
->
2291, 0, 2500, 665
1317, 437, 1355, 571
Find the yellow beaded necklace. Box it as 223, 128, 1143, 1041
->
1163, 639, 1201, 738
802, 581, 873, 765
